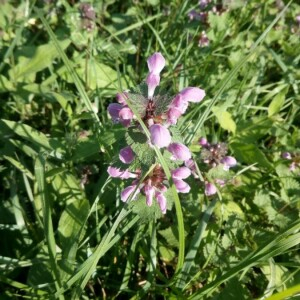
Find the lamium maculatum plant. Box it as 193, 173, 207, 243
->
107, 52, 205, 216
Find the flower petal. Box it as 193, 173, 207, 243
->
155, 192, 167, 214
147, 52, 166, 75
179, 87, 205, 103
121, 185, 138, 202
146, 73, 160, 99
119, 146, 135, 164
221, 156, 237, 171
144, 184, 155, 206
205, 182, 217, 196
172, 167, 191, 179
173, 179, 191, 193
108, 103, 122, 122
149, 124, 171, 148
107, 166, 136, 179
119, 107, 133, 120
116, 92, 128, 105
167, 107, 182, 125
167, 143, 191, 161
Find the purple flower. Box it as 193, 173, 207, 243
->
108, 103, 122, 123
199, 137, 208, 146
282, 152, 292, 160
296, 15, 300, 25
149, 124, 171, 148
221, 156, 237, 171
146, 73, 160, 99
199, 31, 209, 47
179, 87, 206, 103
144, 184, 155, 206
167, 143, 191, 161
156, 192, 167, 214
147, 52, 166, 75
119, 146, 135, 164
199, 0, 210, 9
121, 185, 139, 202
172, 166, 191, 179
205, 182, 217, 196
289, 162, 296, 171
215, 178, 226, 187
174, 179, 191, 193
107, 166, 136, 179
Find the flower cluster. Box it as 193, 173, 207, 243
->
187, 0, 228, 47
107, 53, 205, 214
282, 152, 300, 172
187, 137, 237, 196
79, 3, 96, 31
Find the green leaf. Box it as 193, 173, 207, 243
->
212, 109, 236, 133
3, 155, 34, 180
268, 86, 288, 117
125, 128, 156, 167
0, 119, 52, 150
10, 40, 70, 80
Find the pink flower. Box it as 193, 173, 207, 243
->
144, 184, 155, 206
167, 143, 191, 161
221, 156, 237, 171
116, 92, 128, 105
205, 182, 217, 196
108, 103, 122, 122
119, 146, 135, 164
121, 185, 139, 202
107, 166, 136, 179
199, 137, 208, 146
149, 124, 171, 148
155, 192, 167, 214
147, 52, 166, 75
146, 73, 160, 99
179, 87, 206, 103
173, 179, 191, 193
282, 152, 292, 160
119, 107, 133, 121
172, 166, 191, 179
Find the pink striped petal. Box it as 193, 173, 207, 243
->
147, 52, 166, 75
179, 87, 205, 103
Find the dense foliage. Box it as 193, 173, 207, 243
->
0, 0, 300, 299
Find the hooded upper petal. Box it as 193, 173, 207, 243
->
221, 156, 237, 171
149, 124, 171, 148
147, 52, 166, 75
167, 143, 191, 161
172, 167, 191, 179
205, 182, 217, 196
179, 87, 205, 103
173, 179, 191, 193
